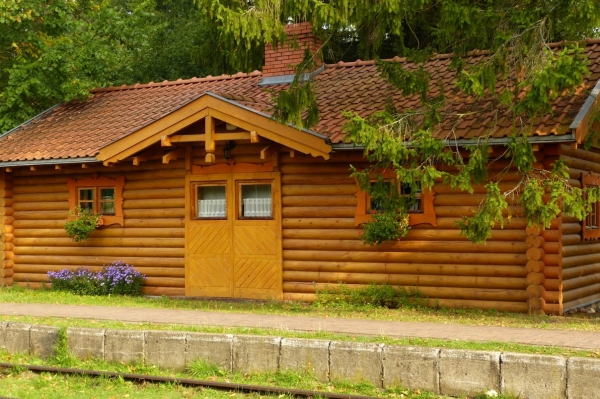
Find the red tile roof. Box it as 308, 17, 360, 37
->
1, 39, 600, 162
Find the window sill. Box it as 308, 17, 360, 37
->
67, 215, 123, 227
355, 212, 436, 227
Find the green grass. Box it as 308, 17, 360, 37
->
1, 313, 598, 359
2, 285, 600, 332
0, 350, 513, 399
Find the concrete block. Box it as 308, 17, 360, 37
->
329, 341, 383, 387
567, 357, 600, 399
30, 325, 59, 359
2, 322, 31, 354
501, 352, 566, 399
145, 331, 186, 371
383, 346, 440, 393
186, 333, 233, 371
104, 329, 144, 364
67, 327, 105, 360
439, 349, 500, 396
232, 335, 281, 374
280, 338, 330, 381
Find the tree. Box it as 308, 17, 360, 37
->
0, 0, 158, 132
196, 0, 600, 243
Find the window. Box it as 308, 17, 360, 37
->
196, 184, 227, 219
238, 183, 273, 219
582, 172, 600, 240
67, 175, 124, 226
355, 179, 435, 226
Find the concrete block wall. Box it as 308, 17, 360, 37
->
0, 322, 598, 399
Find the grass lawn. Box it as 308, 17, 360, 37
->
0, 350, 511, 399
1, 285, 600, 332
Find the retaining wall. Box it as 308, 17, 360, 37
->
0, 322, 597, 399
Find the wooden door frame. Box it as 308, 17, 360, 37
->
184, 170, 282, 299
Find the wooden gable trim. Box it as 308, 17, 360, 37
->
97, 94, 331, 165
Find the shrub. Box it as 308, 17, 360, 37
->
48, 261, 146, 296
314, 283, 425, 310
64, 206, 102, 242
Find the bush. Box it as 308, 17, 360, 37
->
314, 283, 425, 310
47, 261, 146, 296
64, 206, 102, 242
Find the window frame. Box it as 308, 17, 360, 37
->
193, 182, 228, 220
354, 172, 436, 227
67, 175, 124, 226
236, 180, 275, 220
582, 172, 600, 240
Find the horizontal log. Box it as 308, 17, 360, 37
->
122, 168, 185, 181
144, 277, 184, 287
13, 218, 183, 229
5, 260, 13, 269
562, 234, 581, 246
13, 211, 65, 220
282, 207, 356, 218
526, 260, 544, 273
543, 241, 561, 254
282, 260, 527, 277
283, 270, 527, 289
562, 154, 600, 174
280, 164, 364, 175
13, 192, 69, 203
282, 282, 528, 301
12, 160, 183, 177
563, 253, 600, 269
563, 273, 600, 292
567, 168, 583, 180
14, 255, 184, 268
4, 242, 13, 252
123, 188, 185, 200
123, 198, 185, 210
0, 198, 14, 208
142, 286, 185, 296
562, 215, 580, 224
13, 237, 184, 248
0, 207, 14, 217
124, 218, 185, 228
562, 282, 600, 304
542, 229, 561, 242
563, 263, 600, 280
282, 195, 356, 207
543, 279, 561, 291
12, 202, 68, 212
4, 233, 13, 243
284, 250, 527, 265
123, 209, 186, 219
13, 184, 65, 195
526, 272, 545, 285
3, 268, 13, 279
12, 176, 67, 186
434, 194, 519, 206
283, 239, 529, 254
435, 206, 523, 218
282, 174, 355, 185
560, 144, 600, 164
282, 185, 357, 196
563, 293, 600, 312
13, 246, 184, 258
563, 242, 600, 258
14, 227, 184, 239
282, 228, 527, 242
542, 302, 562, 315
543, 254, 561, 267
544, 266, 562, 279
125, 178, 184, 190
282, 218, 356, 229
14, 264, 185, 278
562, 223, 582, 235
432, 182, 519, 195
526, 285, 545, 298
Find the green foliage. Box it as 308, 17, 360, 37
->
360, 211, 410, 246
455, 183, 508, 244
314, 283, 425, 310
64, 206, 101, 243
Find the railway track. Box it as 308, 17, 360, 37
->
0, 362, 379, 399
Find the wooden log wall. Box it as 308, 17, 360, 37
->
10, 159, 185, 295
0, 169, 14, 286
280, 150, 531, 313
559, 144, 600, 311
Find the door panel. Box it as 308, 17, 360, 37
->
185, 171, 282, 300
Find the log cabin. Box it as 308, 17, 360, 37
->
0, 22, 600, 315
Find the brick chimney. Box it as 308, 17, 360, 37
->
263, 22, 322, 77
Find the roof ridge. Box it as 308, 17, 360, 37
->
91, 70, 263, 93
325, 37, 600, 69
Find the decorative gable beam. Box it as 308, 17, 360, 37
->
162, 147, 185, 164
205, 115, 215, 163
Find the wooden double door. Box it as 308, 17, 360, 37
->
185, 171, 282, 300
